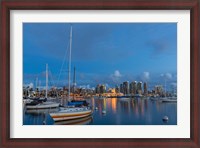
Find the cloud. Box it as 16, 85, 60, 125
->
141, 72, 150, 81
160, 73, 172, 80
114, 70, 122, 77
110, 70, 122, 84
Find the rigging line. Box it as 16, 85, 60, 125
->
57, 39, 70, 86
48, 68, 55, 87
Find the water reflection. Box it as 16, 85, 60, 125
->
111, 98, 117, 113
91, 97, 177, 125
24, 108, 59, 125
23, 97, 177, 125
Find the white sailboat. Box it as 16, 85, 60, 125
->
161, 79, 177, 103
26, 64, 60, 109
50, 26, 92, 122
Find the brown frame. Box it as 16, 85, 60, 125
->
0, 0, 199, 147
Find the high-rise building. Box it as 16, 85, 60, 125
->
115, 85, 120, 93
123, 81, 129, 95
130, 81, 137, 94
154, 85, 163, 95
120, 84, 124, 93
137, 82, 142, 94
100, 84, 106, 94
143, 82, 148, 95
95, 84, 101, 94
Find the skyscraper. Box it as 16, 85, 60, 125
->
120, 84, 124, 93
123, 81, 129, 95
143, 82, 148, 95
115, 85, 120, 93
137, 82, 142, 95
130, 81, 137, 94
96, 84, 106, 94
100, 84, 106, 94
154, 85, 163, 96
95, 84, 101, 94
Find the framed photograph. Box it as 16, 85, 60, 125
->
1, 0, 199, 147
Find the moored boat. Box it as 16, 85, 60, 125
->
49, 26, 93, 122
26, 108, 59, 114
161, 97, 177, 103
50, 107, 92, 122
26, 101, 60, 109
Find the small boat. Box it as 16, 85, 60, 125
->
102, 110, 106, 114
50, 107, 92, 122
25, 108, 59, 114
161, 80, 177, 103
150, 96, 160, 101
116, 96, 126, 98
26, 101, 60, 109
133, 94, 142, 97
161, 98, 177, 103
160, 96, 177, 103
162, 116, 169, 122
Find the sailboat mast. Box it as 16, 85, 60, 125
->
68, 26, 72, 99
73, 66, 76, 99
35, 77, 38, 90
165, 78, 166, 97
46, 63, 48, 98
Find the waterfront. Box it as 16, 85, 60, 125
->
23, 97, 177, 125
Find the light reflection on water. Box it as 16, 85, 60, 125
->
23, 97, 177, 125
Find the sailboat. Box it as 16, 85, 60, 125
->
49, 26, 92, 122
160, 79, 177, 103
26, 64, 60, 109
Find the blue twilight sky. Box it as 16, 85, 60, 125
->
23, 23, 177, 89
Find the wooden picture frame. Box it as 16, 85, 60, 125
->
1, 0, 199, 147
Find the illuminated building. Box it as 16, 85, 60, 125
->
137, 82, 142, 95
95, 84, 101, 94
120, 84, 124, 93
154, 85, 163, 96
130, 81, 137, 94
115, 85, 120, 93
123, 81, 129, 95
95, 84, 106, 94
143, 82, 148, 95
108, 88, 116, 93
100, 84, 106, 94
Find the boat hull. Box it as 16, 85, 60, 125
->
54, 116, 92, 125
26, 102, 60, 109
162, 99, 177, 103
50, 109, 92, 122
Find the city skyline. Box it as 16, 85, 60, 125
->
23, 23, 177, 89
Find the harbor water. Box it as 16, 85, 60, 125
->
23, 97, 177, 125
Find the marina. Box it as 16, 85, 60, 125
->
23, 97, 177, 125
23, 23, 177, 125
